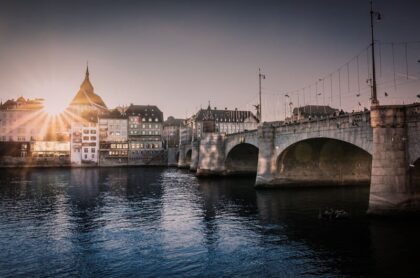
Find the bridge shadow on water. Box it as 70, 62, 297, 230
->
196, 175, 420, 277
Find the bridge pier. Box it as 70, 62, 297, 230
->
177, 144, 190, 168
196, 133, 226, 176
368, 105, 420, 216
255, 123, 277, 186
190, 140, 200, 172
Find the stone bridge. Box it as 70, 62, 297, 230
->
178, 104, 420, 216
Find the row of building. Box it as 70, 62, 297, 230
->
0, 66, 260, 167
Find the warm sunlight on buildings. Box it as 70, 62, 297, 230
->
42, 98, 66, 116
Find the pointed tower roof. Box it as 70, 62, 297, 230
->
70, 65, 107, 109
79, 64, 94, 94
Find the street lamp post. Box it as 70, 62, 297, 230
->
370, 0, 381, 106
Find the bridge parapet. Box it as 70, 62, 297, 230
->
274, 111, 371, 133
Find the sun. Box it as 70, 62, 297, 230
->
42, 98, 65, 116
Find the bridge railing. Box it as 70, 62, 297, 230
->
272, 111, 371, 134
224, 129, 258, 137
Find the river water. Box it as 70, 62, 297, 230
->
0, 167, 419, 277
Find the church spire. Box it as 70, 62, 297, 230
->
80, 62, 94, 93
85, 61, 89, 79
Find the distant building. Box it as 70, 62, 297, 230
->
68, 66, 108, 118
70, 122, 99, 165
190, 105, 259, 139
31, 141, 70, 163
163, 116, 185, 148
125, 104, 164, 164
98, 109, 129, 165
290, 105, 339, 121
0, 97, 45, 142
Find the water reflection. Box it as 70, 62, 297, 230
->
0, 168, 419, 277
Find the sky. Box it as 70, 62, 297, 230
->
0, 0, 419, 121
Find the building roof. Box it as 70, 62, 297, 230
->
125, 104, 163, 122
0, 97, 44, 110
99, 109, 127, 119
194, 105, 259, 123
293, 105, 339, 117
163, 116, 185, 127
69, 66, 107, 110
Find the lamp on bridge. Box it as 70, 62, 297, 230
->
369, 0, 381, 106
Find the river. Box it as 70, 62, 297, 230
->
0, 167, 419, 277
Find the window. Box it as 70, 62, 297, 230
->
83, 136, 89, 141
90, 136, 96, 140
84, 148, 88, 153
155, 118, 158, 122
149, 118, 152, 122
84, 154, 87, 159
90, 130, 96, 134
91, 148, 95, 153
91, 154, 95, 159
83, 130, 89, 134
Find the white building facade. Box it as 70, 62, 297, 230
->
70, 122, 99, 165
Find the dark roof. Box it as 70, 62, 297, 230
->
194, 106, 259, 123
69, 67, 107, 109
125, 104, 163, 122
163, 116, 185, 127
99, 109, 127, 119
293, 105, 339, 116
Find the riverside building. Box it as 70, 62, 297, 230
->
125, 104, 164, 165
70, 122, 99, 166
98, 109, 129, 166
189, 105, 259, 139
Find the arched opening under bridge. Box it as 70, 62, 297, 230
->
276, 138, 372, 186
225, 143, 259, 176
185, 149, 192, 166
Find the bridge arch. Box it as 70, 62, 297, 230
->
276, 137, 372, 186
175, 151, 179, 164
185, 149, 192, 166
225, 143, 259, 175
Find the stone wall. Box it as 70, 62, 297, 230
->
190, 140, 200, 171
196, 133, 226, 176
167, 147, 179, 166
368, 104, 420, 216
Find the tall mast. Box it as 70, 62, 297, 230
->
370, 0, 379, 105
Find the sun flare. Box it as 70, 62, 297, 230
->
42, 98, 65, 116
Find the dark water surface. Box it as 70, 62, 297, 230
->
0, 168, 419, 277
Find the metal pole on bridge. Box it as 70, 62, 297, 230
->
370, 0, 381, 105
258, 68, 266, 122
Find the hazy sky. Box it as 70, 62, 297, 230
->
1, 0, 419, 120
